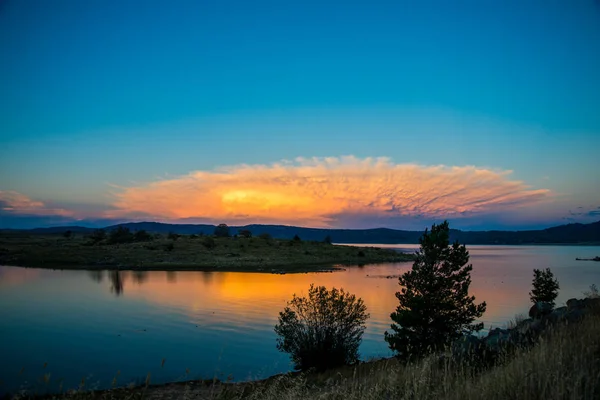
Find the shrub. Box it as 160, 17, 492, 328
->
323, 235, 332, 244
107, 226, 134, 244
385, 221, 486, 359
258, 233, 272, 241
584, 284, 599, 299
63, 230, 73, 239
530, 268, 560, 307
239, 229, 252, 238
202, 236, 216, 249
163, 242, 175, 252
134, 230, 153, 242
88, 229, 106, 244
167, 232, 181, 240
293, 234, 301, 242
274, 284, 369, 372
214, 223, 230, 238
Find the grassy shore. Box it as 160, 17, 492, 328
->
0, 233, 414, 273
11, 306, 600, 400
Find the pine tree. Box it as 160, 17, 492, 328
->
529, 268, 560, 307
385, 221, 486, 359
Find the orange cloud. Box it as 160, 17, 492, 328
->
109, 156, 551, 227
0, 190, 74, 217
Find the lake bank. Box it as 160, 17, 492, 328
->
0, 233, 414, 273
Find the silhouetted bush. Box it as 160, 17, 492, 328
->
134, 230, 153, 242
202, 236, 216, 249
258, 233, 272, 241
293, 234, 301, 242
63, 230, 73, 239
107, 227, 134, 244
275, 284, 369, 372
163, 242, 175, 252
385, 221, 486, 360
357, 250, 365, 257
530, 268, 560, 307
239, 229, 252, 238
88, 229, 107, 244
323, 235, 332, 244
167, 232, 181, 240
214, 224, 230, 237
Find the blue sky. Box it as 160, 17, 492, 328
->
1, 0, 599, 230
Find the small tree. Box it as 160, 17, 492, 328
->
323, 235, 332, 244
214, 224, 230, 238
202, 236, 216, 249
293, 234, 301, 242
385, 221, 486, 359
238, 229, 252, 238
134, 230, 152, 242
274, 284, 369, 372
529, 268, 560, 307
107, 226, 134, 244
258, 232, 272, 241
88, 229, 106, 244
167, 232, 181, 241
63, 230, 73, 239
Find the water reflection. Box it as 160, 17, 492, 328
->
109, 270, 124, 296
2, 245, 600, 396
166, 271, 177, 283
131, 271, 148, 285
88, 270, 104, 283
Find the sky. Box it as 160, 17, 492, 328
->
1, 0, 599, 230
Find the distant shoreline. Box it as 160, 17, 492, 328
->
0, 234, 415, 273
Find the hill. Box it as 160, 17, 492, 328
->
2, 221, 599, 245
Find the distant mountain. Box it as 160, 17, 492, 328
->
3, 220, 599, 245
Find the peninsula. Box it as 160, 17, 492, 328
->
0, 229, 414, 273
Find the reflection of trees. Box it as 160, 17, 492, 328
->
201, 271, 214, 284
88, 270, 104, 283
110, 271, 124, 296
166, 271, 177, 283
131, 270, 148, 284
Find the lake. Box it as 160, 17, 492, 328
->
1, 244, 599, 395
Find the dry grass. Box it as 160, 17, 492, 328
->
0, 233, 413, 273
13, 311, 600, 400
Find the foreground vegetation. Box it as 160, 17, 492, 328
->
0, 231, 413, 273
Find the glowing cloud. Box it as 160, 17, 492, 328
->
110, 156, 551, 227
0, 191, 74, 217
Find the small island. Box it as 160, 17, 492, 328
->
0, 227, 414, 273
576, 256, 600, 262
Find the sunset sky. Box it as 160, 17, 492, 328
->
1, 0, 599, 230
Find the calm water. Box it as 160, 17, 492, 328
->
1, 245, 600, 395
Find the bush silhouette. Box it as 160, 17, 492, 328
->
107, 226, 134, 244
274, 284, 369, 372
385, 221, 486, 359
214, 224, 230, 238
202, 236, 216, 249
238, 229, 252, 238
293, 234, 301, 242
530, 268, 560, 307
134, 230, 153, 242
323, 235, 332, 244
88, 229, 106, 244
258, 233, 272, 241
167, 232, 181, 240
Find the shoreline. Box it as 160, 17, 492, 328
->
0, 234, 415, 274
0, 257, 412, 274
